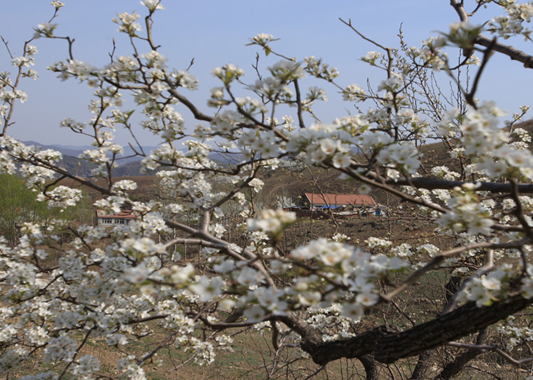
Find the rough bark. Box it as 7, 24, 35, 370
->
276, 312, 392, 366
374, 294, 529, 363
359, 355, 379, 380
301, 326, 390, 366
433, 328, 489, 380
410, 351, 432, 380
282, 294, 531, 366
386, 177, 533, 194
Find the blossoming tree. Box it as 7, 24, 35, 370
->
3, 0, 533, 378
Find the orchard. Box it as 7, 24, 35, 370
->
2, 0, 533, 378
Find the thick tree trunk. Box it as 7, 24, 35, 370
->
281, 293, 531, 366
374, 294, 528, 363
299, 326, 390, 365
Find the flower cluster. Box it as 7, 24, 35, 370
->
289, 238, 408, 316
248, 33, 277, 47
407, 36, 448, 71
51, 1, 65, 9
442, 21, 483, 50
268, 60, 306, 82
438, 184, 494, 236
247, 209, 296, 237
112, 12, 142, 36
488, 1, 533, 40
140, 50, 167, 69
33, 22, 58, 39
36, 186, 82, 208
246, 33, 279, 56
239, 129, 280, 158
304, 56, 339, 81
212, 63, 244, 86
458, 265, 513, 307
376, 141, 420, 174
361, 51, 381, 66
141, 0, 165, 12
287, 123, 354, 168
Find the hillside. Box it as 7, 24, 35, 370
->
24, 141, 160, 165
24, 140, 236, 178
59, 176, 159, 203
54, 117, 533, 207
56, 155, 97, 178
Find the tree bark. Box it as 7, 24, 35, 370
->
386, 177, 533, 194
359, 355, 379, 380
298, 325, 390, 365
374, 294, 529, 363
410, 351, 432, 380
281, 293, 531, 366
433, 328, 488, 380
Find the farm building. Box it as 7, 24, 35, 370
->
96, 209, 136, 226
303, 193, 377, 210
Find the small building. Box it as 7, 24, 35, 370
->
373, 205, 388, 217
303, 193, 377, 210
362, 205, 388, 217
96, 209, 136, 226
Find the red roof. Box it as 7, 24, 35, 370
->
96, 209, 137, 219
304, 193, 376, 207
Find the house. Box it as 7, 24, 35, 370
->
303, 193, 377, 210
96, 209, 137, 226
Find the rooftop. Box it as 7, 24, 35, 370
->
304, 193, 377, 206
96, 209, 137, 219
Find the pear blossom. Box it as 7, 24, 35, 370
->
341, 303, 364, 320
190, 276, 224, 302
4, 1, 533, 376
141, 0, 165, 11
244, 305, 266, 323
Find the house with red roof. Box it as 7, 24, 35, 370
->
96, 209, 137, 226
303, 193, 377, 210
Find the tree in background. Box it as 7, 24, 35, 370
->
3, 0, 533, 379
0, 173, 48, 246
0, 174, 90, 247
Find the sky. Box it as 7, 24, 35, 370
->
1, 0, 532, 147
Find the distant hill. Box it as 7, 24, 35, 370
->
22, 141, 238, 177
22, 141, 162, 177
23, 141, 159, 165
57, 155, 97, 178
23, 118, 533, 180
54, 118, 533, 209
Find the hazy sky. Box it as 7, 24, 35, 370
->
1, 1, 531, 146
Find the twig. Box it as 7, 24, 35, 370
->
465, 37, 497, 108
382, 240, 523, 302
339, 18, 388, 51
441, 246, 495, 315
447, 341, 533, 366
